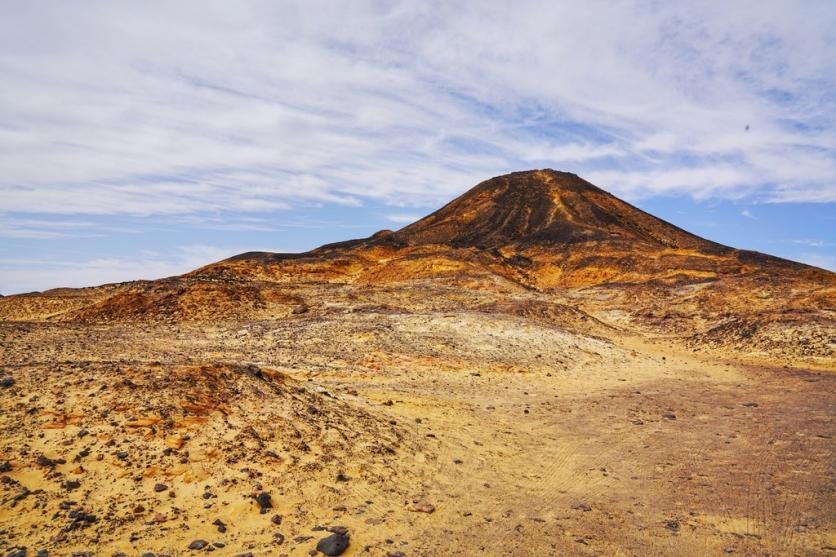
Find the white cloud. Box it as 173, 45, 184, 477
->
795, 252, 836, 271
0, 244, 273, 294
0, 0, 833, 217
385, 213, 422, 224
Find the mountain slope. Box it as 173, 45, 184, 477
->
0, 169, 832, 366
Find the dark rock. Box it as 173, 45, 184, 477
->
572, 503, 592, 512
664, 519, 680, 532
63, 480, 81, 491
232, 554, 253, 557
274, 533, 285, 545
316, 532, 349, 556
741, 402, 759, 408
7, 549, 26, 557
0, 461, 11, 473
66, 509, 97, 531
35, 551, 48, 557
255, 491, 272, 513
212, 519, 226, 533
271, 514, 283, 525
662, 413, 677, 420
187, 540, 208, 550
0, 377, 15, 388
116, 451, 128, 460
327, 526, 348, 535
154, 483, 168, 492
335, 472, 349, 482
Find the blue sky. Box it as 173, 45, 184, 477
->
1, 1, 835, 293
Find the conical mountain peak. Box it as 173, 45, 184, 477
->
384, 169, 722, 252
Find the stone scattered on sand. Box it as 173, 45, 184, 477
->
255, 491, 272, 513
187, 540, 208, 550
7, 549, 26, 557
315, 532, 350, 556
271, 514, 283, 525
212, 518, 226, 533
273, 533, 285, 545
0, 376, 15, 388
154, 483, 168, 492
407, 498, 435, 513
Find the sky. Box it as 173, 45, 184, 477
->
1, 1, 835, 294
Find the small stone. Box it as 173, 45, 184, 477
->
271, 514, 283, 525
273, 533, 285, 545
572, 503, 592, 512
154, 483, 168, 492
662, 413, 677, 420
35, 551, 48, 557
741, 402, 759, 408
0, 377, 15, 388
316, 532, 349, 556
255, 491, 272, 513
212, 519, 226, 533
187, 540, 208, 550
7, 549, 26, 557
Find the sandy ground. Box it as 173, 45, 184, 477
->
0, 309, 833, 556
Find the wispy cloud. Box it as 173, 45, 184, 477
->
0, 244, 271, 293
0, 0, 833, 217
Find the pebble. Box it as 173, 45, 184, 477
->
274, 533, 285, 545
271, 514, 283, 525
187, 540, 208, 550
315, 532, 350, 556
154, 483, 168, 492
212, 519, 226, 533
0, 377, 15, 388
7, 549, 26, 557
255, 491, 272, 513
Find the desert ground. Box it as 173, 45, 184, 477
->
1, 171, 833, 556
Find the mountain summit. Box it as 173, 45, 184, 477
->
381, 169, 725, 252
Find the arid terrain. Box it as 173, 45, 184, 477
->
0, 170, 834, 556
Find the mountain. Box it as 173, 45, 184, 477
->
0, 169, 832, 363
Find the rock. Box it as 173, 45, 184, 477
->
274, 533, 285, 545
664, 519, 680, 532
662, 413, 677, 420
212, 518, 226, 533
742, 402, 759, 408
0, 377, 15, 388
327, 526, 348, 535
0, 461, 12, 473
572, 503, 592, 512
315, 532, 349, 556
63, 480, 81, 491
35, 551, 48, 557
66, 509, 96, 531
154, 483, 168, 492
187, 540, 208, 550
232, 554, 253, 557
255, 491, 272, 513
407, 498, 435, 513
335, 472, 349, 482
7, 549, 26, 557
271, 514, 283, 525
